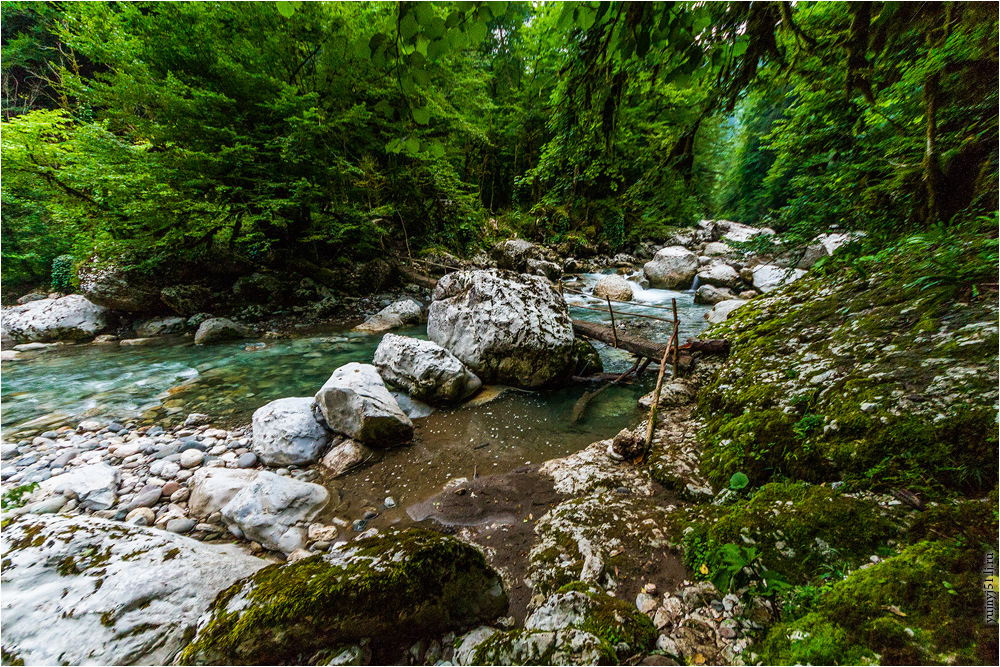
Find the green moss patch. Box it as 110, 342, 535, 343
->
177, 528, 508, 665
697, 240, 998, 498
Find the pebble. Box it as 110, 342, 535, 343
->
383, 496, 396, 509
126, 507, 156, 525
166, 518, 196, 534
313, 540, 330, 551
236, 452, 257, 468
170, 488, 190, 503
179, 449, 204, 468
194, 523, 216, 532
131, 486, 163, 508
353, 519, 367, 532
28, 496, 67, 514
161, 481, 181, 496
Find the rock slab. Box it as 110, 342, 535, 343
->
0, 514, 265, 666
1, 295, 111, 343
177, 528, 508, 665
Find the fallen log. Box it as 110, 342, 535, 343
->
395, 263, 439, 291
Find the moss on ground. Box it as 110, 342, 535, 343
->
682, 482, 904, 585
697, 233, 998, 498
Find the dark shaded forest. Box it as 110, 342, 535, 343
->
2, 1, 997, 294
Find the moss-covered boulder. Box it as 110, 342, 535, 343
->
178, 528, 508, 665
460, 583, 656, 665
697, 238, 998, 496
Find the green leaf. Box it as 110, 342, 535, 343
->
428, 140, 446, 158
467, 20, 488, 45
412, 106, 430, 125
400, 11, 419, 43
275, 1, 301, 19
424, 16, 446, 40
404, 137, 421, 154
729, 472, 749, 490
414, 2, 435, 25
427, 37, 449, 62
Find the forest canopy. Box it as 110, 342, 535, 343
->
2, 1, 997, 292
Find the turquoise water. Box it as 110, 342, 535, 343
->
2, 271, 712, 522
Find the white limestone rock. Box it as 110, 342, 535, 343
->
314, 363, 414, 446
221, 471, 329, 554
642, 246, 699, 289
373, 334, 482, 404
0, 513, 265, 666
0, 295, 111, 344
251, 396, 330, 466
427, 269, 576, 388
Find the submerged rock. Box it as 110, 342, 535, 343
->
0, 514, 265, 666
177, 528, 508, 665
251, 397, 330, 467
374, 334, 482, 404
428, 269, 576, 388
220, 471, 329, 554
320, 437, 374, 477
0, 295, 111, 343
314, 363, 414, 446
354, 299, 424, 334
642, 247, 698, 289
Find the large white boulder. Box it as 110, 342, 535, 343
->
642, 246, 699, 289
373, 334, 482, 404
0, 295, 111, 344
251, 397, 330, 467
314, 363, 413, 446
188, 468, 259, 519
752, 264, 807, 293
427, 269, 576, 388
220, 471, 329, 554
39, 462, 119, 510
0, 514, 265, 666
696, 262, 741, 289
704, 299, 749, 325
353, 299, 424, 334
592, 274, 634, 302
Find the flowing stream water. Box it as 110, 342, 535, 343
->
2, 271, 712, 529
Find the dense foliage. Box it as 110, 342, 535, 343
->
2, 1, 996, 295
